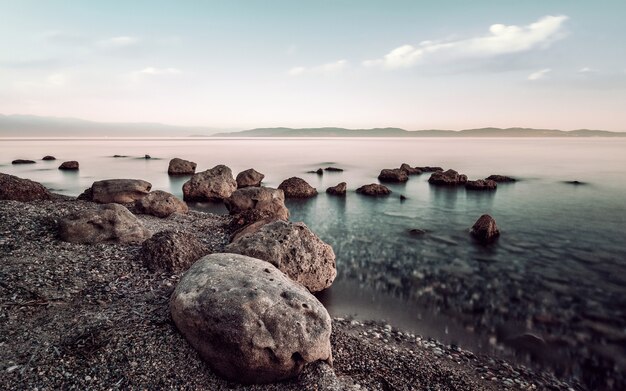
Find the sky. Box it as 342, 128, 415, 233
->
1, 0, 625, 131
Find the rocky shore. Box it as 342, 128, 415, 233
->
0, 198, 581, 390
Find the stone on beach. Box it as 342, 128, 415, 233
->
400, 163, 422, 175
183, 165, 237, 201
0, 173, 51, 202
486, 174, 516, 183
356, 183, 391, 196
138, 230, 207, 273
226, 220, 336, 292
170, 253, 332, 384
42, 156, 56, 161
326, 182, 347, 196
465, 179, 497, 191
58, 203, 151, 244
278, 177, 317, 198
378, 168, 408, 183
11, 159, 36, 164
79, 179, 152, 204
470, 214, 500, 243
225, 186, 289, 221
236, 168, 265, 188
428, 169, 468, 186
168, 158, 197, 176
58, 161, 79, 170
135, 190, 188, 218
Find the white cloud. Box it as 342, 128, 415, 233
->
364, 15, 568, 69
527, 68, 551, 80
288, 60, 348, 76
98, 36, 140, 48
137, 67, 181, 75
47, 73, 67, 86
578, 67, 598, 74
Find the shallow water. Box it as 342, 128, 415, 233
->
2, 137, 626, 388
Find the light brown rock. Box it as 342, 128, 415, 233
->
236, 168, 265, 188
0, 173, 51, 202
138, 230, 207, 273
278, 177, 317, 198
326, 182, 347, 196
356, 183, 391, 196
470, 214, 500, 243
182, 165, 237, 201
135, 190, 188, 218
168, 158, 197, 175
79, 179, 152, 204
224, 186, 289, 220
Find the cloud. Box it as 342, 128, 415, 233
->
578, 67, 598, 74
527, 68, 551, 80
47, 73, 67, 86
98, 36, 141, 48
137, 67, 181, 75
288, 60, 348, 76
364, 15, 568, 69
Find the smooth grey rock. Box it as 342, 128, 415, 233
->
0, 173, 51, 202
326, 182, 347, 196
170, 253, 332, 384
183, 165, 237, 201
278, 177, 317, 198
168, 158, 197, 176
79, 179, 152, 204
378, 168, 408, 183
356, 183, 391, 196
236, 168, 265, 188
135, 190, 188, 218
138, 230, 207, 273
428, 169, 468, 186
470, 214, 500, 243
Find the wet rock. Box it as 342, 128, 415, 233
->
144, 154, 151, 159
465, 179, 497, 191
168, 158, 197, 176
138, 230, 207, 273
226, 220, 336, 292
58, 203, 151, 244
326, 182, 347, 196
42, 156, 56, 161
183, 165, 237, 201
11, 159, 36, 164
470, 214, 500, 243
356, 183, 391, 196
135, 190, 188, 218
400, 195, 407, 201
378, 168, 408, 183
400, 163, 422, 175
79, 179, 152, 204
324, 167, 343, 172
408, 228, 427, 236
236, 168, 265, 188
58, 161, 79, 170
170, 253, 332, 384
113, 154, 127, 158
564, 180, 585, 185
225, 186, 289, 221
315, 168, 323, 175
486, 174, 516, 183
0, 173, 51, 201
278, 177, 317, 198
428, 169, 468, 186
416, 166, 443, 172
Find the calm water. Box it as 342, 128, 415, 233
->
2, 137, 626, 388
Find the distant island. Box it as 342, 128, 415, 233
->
1, 114, 625, 137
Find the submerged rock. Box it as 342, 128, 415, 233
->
465, 179, 497, 191
59, 203, 151, 244
226, 220, 336, 292
236, 168, 265, 188
408, 228, 427, 236
144, 154, 151, 159
183, 165, 237, 201
356, 183, 391, 196
278, 177, 317, 198
470, 214, 500, 243
400, 163, 422, 175
486, 174, 516, 183
11, 159, 36, 165
564, 180, 586, 185
138, 230, 207, 273
79, 179, 152, 204
324, 167, 343, 172
168, 158, 197, 176
428, 169, 468, 186
135, 190, 188, 218
0, 173, 51, 202
378, 168, 408, 183
225, 186, 289, 221
170, 253, 332, 384
42, 156, 56, 161
58, 161, 79, 170
326, 182, 347, 196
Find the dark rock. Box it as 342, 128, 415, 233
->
465, 179, 497, 191
356, 183, 391, 196
236, 168, 265, 188
565, 180, 585, 185
416, 166, 444, 172
470, 214, 500, 243
278, 177, 317, 198
324, 167, 343, 172
168, 158, 197, 176
378, 168, 408, 183
42, 156, 56, 161
428, 169, 468, 186
58, 161, 79, 170
326, 182, 347, 196
315, 168, 323, 175
113, 154, 128, 158
135, 190, 188, 218
11, 159, 36, 165
138, 230, 207, 273
183, 165, 237, 201
400, 195, 407, 201
226, 220, 336, 292
486, 175, 516, 183
225, 187, 289, 221
144, 154, 151, 159
58, 203, 151, 244
409, 228, 427, 236
79, 179, 152, 204
400, 163, 422, 175
0, 173, 51, 201
170, 253, 332, 384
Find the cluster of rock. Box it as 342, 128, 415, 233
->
428, 169, 468, 186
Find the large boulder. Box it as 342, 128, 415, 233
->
356, 183, 391, 196
170, 253, 332, 384
278, 177, 317, 198
236, 168, 265, 188
138, 230, 207, 273
465, 179, 497, 191
58, 203, 151, 244
378, 168, 408, 183
226, 220, 336, 292
470, 214, 500, 243
58, 161, 79, 170
225, 187, 289, 221
168, 158, 197, 176
183, 165, 237, 201
428, 169, 468, 186
79, 179, 152, 204
486, 174, 516, 183
400, 163, 422, 175
326, 182, 347, 196
135, 190, 188, 218
0, 173, 51, 202
12, 159, 35, 164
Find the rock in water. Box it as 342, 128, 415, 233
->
324, 166, 343, 172
416, 166, 443, 172
168, 158, 197, 176
11, 159, 36, 164
470, 214, 500, 243
236, 168, 265, 188
428, 169, 468, 186
400, 163, 422, 175
486, 174, 516, 183
58, 161, 79, 170
183, 165, 237, 201
0, 173, 51, 202
356, 183, 391, 196
42, 155, 56, 161
378, 168, 408, 183
135, 190, 188, 218
79, 179, 152, 204
326, 182, 347, 196
278, 177, 317, 198
138, 230, 207, 273
225, 186, 289, 221
225, 220, 336, 292
59, 203, 151, 244
170, 253, 332, 384
465, 179, 497, 191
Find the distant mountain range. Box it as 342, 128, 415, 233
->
1, 114, 624, 137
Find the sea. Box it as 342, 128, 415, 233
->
2, 137, 625, 389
